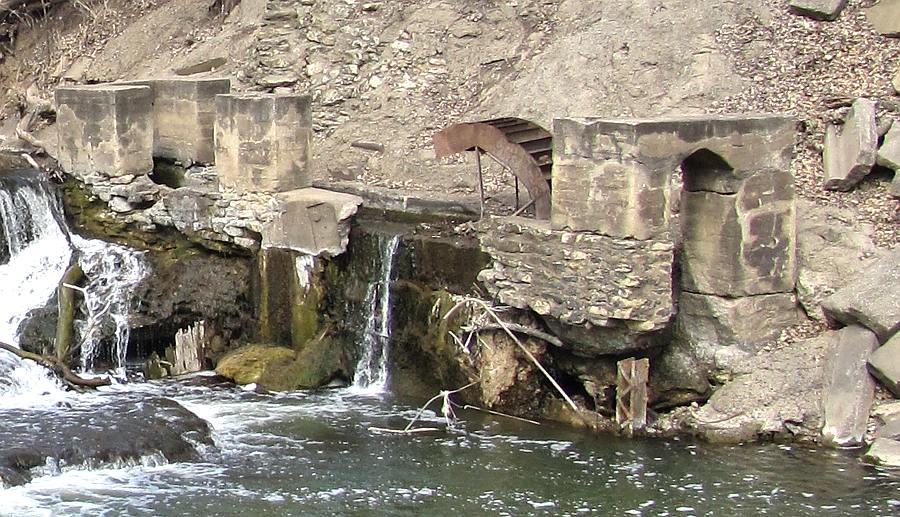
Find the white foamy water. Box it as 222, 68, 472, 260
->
350, 234, 400, 395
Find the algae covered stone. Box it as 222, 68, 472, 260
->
215, 341, 348, 391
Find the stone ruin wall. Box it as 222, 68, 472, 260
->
478, 115, 801, 362
55, 79, 360, 256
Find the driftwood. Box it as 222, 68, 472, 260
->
55, 263, 83, 363
0, 341, 110, 388
471, 322, 564, 348
15, 84, 55, 155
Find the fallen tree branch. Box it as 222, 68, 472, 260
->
469, 322, 564, 348
0, 341, 110, 388
446, 297, 579, 412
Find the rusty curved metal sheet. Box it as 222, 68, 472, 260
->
433, 121, 552, 219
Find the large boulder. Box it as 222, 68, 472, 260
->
688, 332, 832, 444
823, 98, 877, 191
675, 291, 805, 371
821, 247, 900, 342
868, 332, 900, 396
795, 200, 880, 320
821, 325, 878, 447
788, 0, 847, 21
215, 341, 349, 391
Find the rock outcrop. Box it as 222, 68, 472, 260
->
868, 332, 900, 396
788, 0, 847, 21
823, 98, 877, 191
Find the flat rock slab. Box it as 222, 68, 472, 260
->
789, 0, 847, 21
863, 438, 900, 467
877, 122, 900, 170
823, 98, 877, 191
865, 0, 900, 37
869, 332, 900, 396
822, 325, 878, 447
822, 247, 900, 342
796, 200, 880, 320
877, 415, 900, 440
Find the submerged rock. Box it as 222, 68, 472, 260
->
0, 396, 212, 487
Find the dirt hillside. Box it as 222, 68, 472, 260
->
0, 0, 896, 244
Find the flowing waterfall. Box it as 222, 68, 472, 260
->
0, 173, 74, 405
71, 236, 148, 372
0, 171, 148, 404
351, 234, 400, 394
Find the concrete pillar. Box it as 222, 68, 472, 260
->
124, 78, 231, 164
215, 94, 312, 193
56, 85, 153, 178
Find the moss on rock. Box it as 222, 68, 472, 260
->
215, 340, 348, 391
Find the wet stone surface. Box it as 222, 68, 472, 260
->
0, 395, 213, 487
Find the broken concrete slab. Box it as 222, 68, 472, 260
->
823, 98, 877, 191
863, 438, 900, 467
788, 0, 847, 21
822, 247, 900, 342
796, 199, 880, 320
261, 187, 363, 256
868, 332, 900, 397
821, 325, 878, 447
864, 0, 900, 37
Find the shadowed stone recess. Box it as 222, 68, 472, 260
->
122, 77, 231, 164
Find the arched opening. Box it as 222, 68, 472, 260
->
680, 148, 738, 194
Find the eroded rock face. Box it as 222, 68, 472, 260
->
0, 396, 212, 487
796, 200, 880, 320
689, 332, 832, 444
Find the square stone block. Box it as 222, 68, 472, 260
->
56, 85, 153, 177
215, 94, 312, 193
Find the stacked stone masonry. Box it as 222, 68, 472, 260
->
479, 115, 798, 356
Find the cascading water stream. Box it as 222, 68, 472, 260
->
350, 234, 400, 394
0, 171, 147, 404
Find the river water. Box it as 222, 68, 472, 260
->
1, 377, 898, 517
1, 171, 899, 515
